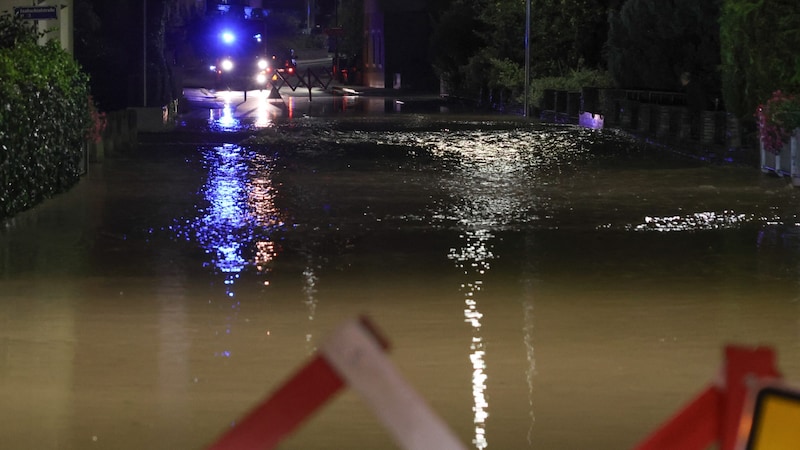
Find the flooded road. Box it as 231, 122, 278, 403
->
3, 100, 800, 449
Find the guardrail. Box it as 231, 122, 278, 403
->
540, 88, 746, 163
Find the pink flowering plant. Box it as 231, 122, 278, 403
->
756, 90, 800, 154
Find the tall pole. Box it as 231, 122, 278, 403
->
143, 0, 147, 107
306, 0, 312, 33
523, 0, 531, 117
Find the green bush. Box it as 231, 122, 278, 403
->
528, 69, 614, 109
0, 14, 93, 220
720, 0, 800, 120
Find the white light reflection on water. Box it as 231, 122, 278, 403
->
209, 95, 240, 131
521, 296, 536, 444
254, 90, 273, 128
630, 210, 753, 232
449, 230, 493, 450
302, 264, 319, 353
441, 131, 536, 449
253, 90, 289, 128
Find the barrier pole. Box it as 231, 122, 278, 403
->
206, 317, 467, 450
632, 385, 722, 450
321, 319, 466, 450
206, 354, 344, 450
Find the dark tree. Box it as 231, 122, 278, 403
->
606, 0, 721, 93
337, 0, 364, 60
529, 0, 609, 75
720, 0, 800, 119
430, 0, 484, 94
75, 0, 182, 110
430, 0, 615, 101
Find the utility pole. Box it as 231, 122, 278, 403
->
523, 0, 530, 117
306, 0, 315, 33
143, 0, 147, 107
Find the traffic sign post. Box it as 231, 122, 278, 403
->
741, 383, 800, 449
13, 6, 57, 20
632, 345, 795, 450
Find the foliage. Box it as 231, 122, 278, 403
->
338, 0, 364, 59
487, 57, 524, 94
0, 14, 94, 219
529, 0, 610, 76
606, 0, 720, 91
756, 90, 800, 154
477, 0, 525, 64
529, 68, 614, 108
0, 12, 38, 46
431, 0, 614, 105
75, 0, 181, 110
720, 0, 800, 120
430, 0, 483, 96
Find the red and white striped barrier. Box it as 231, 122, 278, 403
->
207, 316, 466, 450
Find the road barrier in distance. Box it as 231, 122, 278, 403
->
269, 67, 335, 101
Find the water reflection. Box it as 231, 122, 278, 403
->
631, 211, 754, 232
440, 133, 539, 449
254, 90, 275, 128
169, 144, 283, 361
208, 92, 241, 131
302, 263, 319, 353
207, 90, 286, 131
521, 237, 538, 445
170, 144, 283, 289
449, 230, 492, 450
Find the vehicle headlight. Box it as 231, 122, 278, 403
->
256, 73, 267, 84
221, 59, 234, 72
257, 59, 268, 70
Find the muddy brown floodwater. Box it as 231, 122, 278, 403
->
3, 110, 800, 450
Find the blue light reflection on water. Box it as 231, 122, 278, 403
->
168, 144, 283, 289
168, 143, 284, 359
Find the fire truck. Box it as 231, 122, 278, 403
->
205, 8, 296, 91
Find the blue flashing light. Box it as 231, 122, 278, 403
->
221, 31, 236, 44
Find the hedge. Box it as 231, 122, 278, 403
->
0, 14, 93, 219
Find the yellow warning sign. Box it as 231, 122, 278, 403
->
747, 386, 800, 449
